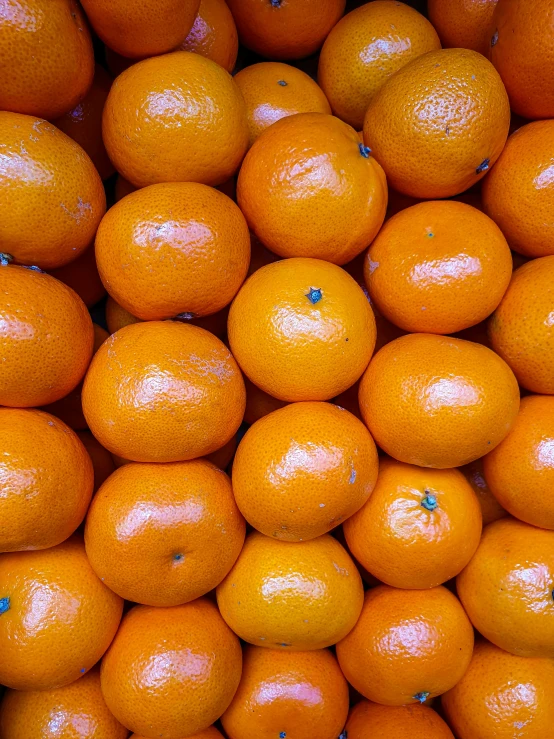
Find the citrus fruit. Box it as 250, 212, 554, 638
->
460, 457, 507, 526
114, 174, 137, 202
105, 296, 142, 333
179, 0, 238, 72
205, 432, 238, 470
345, 699, 454, 739
243, 378, 288, 425
50, 244, 106, 308
428, 0, 498, 56
131, 731, 223, 739
76, 430, 115, 493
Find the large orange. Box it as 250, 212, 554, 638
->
82, 321, 245, 463
458, 517, 554, 658
50, 244, 106, 308
102, 51, 248, 188
228, 258, 376, 402
232, 401, 378, 541
221, 647, 349, 739
336, 585, 474, 706
359, 334, 520, 468
237, 113, 387, 264
216, 531, 363, 650
0, 535, 123, 691
343, 458, 482, 589
363, 48, 510, 198
0, 265, 94, 408
345, 700, 454, 739
76, 430, 115, 493
0, 113, 105, 269
100, 599, 242, 738
364, 200, 512, 334
318, 1, 440, 130
460, 457, 507, 526
488, 256, 554, 394
180, 0, 238, 72
443, 640, 554, 739
428, 0, 498, 56
0, 0, 94, 119
95, 182, 250, 320
0, 409, 93, 553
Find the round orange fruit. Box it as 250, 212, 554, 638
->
180, 0, 238, 73
76, 430, 115, 492
460, 457, 507, 526
428, 0, 498, 56
105, 296, 142, 334
345, 699, 454, 739
50, 244, 106, 308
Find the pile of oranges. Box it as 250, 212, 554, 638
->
1, 0, 554, 737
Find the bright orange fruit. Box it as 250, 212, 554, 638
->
428, 0, 498, 56
179, 0, 238, 72
345, 699, 454, 739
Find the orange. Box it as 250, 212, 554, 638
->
488, 256, 554, 394
363, 48, 510, 198
460, 457, 507, 526
205, 432, 238, 470
179, 0, 238, 72
489, 0, 554, 119
243, 378, 288, 425
318, 1, 440, 130
50, 244, 106, 308
248, 232, 281, 275
0, 409, 93, 553
80, 0, 200, 58
0, 112, 105, 269
359, 334, 520, 468
343, 458, 482, 589
132, 731, 223, 739
237, 113, 387, 264
85, 459, 245, 605
0, 666, 128, 739
228, 258, 376, 402
114, 174, 137, 202
482, 120, 554, 258
232, 402, 379, 541
0, 535, 123, 691
216, 531, 363, 650
54, 65, 115, 181
345, 699, 454, 739
76, 430, 115, 493
100, 599, 242, 738
95, 182, 250, 320
235, 62, 331, 147
364, 200, 512, 334
103, 51, 248, 188
221, 646, 349, 739
428, 0, 498, 57
0, 264, 94, 408
226, 0, 345, 60
105, 296, 142, 333
443, 640, 554, 739
0, 0, 94, 119
336, 585, 474, 705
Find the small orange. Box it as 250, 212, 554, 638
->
460, 457, 507, 526
0, 112, 105, 269
179, 0, 238, 73
243, 378, 288, 425
0, 535, 123, 691
457, 517, 554, 658
442, 640, 554, 739
343, 458, 482, 589
488, 256, 554, 394
205, 432, 238, 470
228, 258, 376, 402
76, 430, 115, 493
232, 401, 379, 541
364, 200, 512, 334
50, 244, 106, 308
345, 699, 454, 739
221, 646, 349, 739
105, 295, 142, 333
226, 0, 345, 60
363, 48, 510, 198
318, 1, 440, 130
427, 0, 498, 57
216, 531, 363, 650
0, 265, 94, 408
100, 599, 242, 738
235, 62, 331, 146
237, 113, 387, 264
103, 51, 248, 188
336, 585, 474, 705
95, 182, 250, 320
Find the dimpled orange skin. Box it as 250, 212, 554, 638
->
100, 599, 242, 739
217, 531, 363, 650
0, 535, 123, 691
0, 113, 106, 269
232, 402, 379, 542
428, 0, 498, 57
0, 409, 93, 553
363, 49, 510, 198
482, 121, 554, 258
336, 585, 474, 706
221, 647, 349, 739
235, 62, 331, 147
364, 200, 512, 334
0, 266, 94, 408
228, 258, 376, 402
0, 0, 94, 119
488, 256, 554, 394
460, 457, 507, 525
0, 666, 128, 739
180, 0, 238, 73
102, 52, 248, 188
95, 182, 250, 321
50, 245, 106, 308
343, 458, 482, 589
132, 730, 223, 739
359, 334, 520, 469
345, 699, 454, 739
76, 430, 115, 493
318, 1, 440, 130
243, 378, 288, 425
442, 640, 554, 739
237, 113, 387, 264
82, 321, 245, 463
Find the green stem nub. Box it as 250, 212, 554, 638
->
421, 494, 437, 511
0, 253, 13, 266
359, 143, 371, 158
0, 597, 10, 614
305, 288, 322, 305
414, 691, 430, 704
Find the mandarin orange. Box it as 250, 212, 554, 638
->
76, 430, 115, 493
428, 0, 498, 56
460, 457, 507, 526
179, 0, 238, 73
243, 378, 288, 425
345, 699, 454, 739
